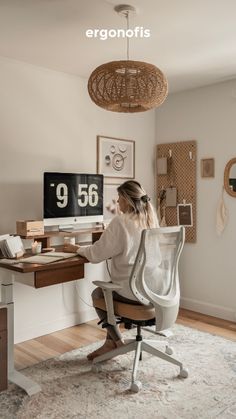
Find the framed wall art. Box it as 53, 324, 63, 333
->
177, 203, 193, 227
97, 135, 135, 179
201, 158, 215, 178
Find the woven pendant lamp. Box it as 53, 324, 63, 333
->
87, 5, 168, 113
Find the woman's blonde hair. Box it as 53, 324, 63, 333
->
117, 180, 158, 229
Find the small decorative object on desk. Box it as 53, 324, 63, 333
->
0, 235, 25, 259
31, 241, 42, 255
42, 247, 55, 253
64, 237, 76, 245
16, 220, 44, 237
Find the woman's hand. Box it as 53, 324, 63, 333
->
63, 243, 80, 253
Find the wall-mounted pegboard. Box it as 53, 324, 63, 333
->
156, 140, 197, 243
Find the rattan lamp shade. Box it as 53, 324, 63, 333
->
88, 60, 168, 113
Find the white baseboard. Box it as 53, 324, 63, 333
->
180, 297, 236, 322
15, 298, 235, 343
15, 308, 97, 344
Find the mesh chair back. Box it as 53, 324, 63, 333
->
129, 226, 185, 331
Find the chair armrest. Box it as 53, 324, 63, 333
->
92, 281, 122, 326
93, 280, 122, 291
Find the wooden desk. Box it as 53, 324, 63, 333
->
0, 252, 86, 288
0, 248, 95, 395
0, 228, 103, 395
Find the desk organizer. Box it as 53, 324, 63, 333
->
16, 220, 44, 237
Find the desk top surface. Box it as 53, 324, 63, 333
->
0, 247, 88, 274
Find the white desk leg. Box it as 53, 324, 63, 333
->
1, 273, 41, 395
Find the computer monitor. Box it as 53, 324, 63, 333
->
43, 172, 103, 229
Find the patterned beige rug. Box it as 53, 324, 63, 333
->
0, 324, 236, 419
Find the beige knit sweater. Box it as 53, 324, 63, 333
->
77, 214, 164, 301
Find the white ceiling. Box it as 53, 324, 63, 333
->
1, 0, 236, 93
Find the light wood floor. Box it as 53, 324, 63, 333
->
14, 308, 236, 370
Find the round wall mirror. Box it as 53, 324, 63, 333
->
224, 157, 236, 197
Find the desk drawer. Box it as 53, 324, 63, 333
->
34, 264, 84, 288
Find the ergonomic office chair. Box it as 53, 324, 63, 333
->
92, 226, 188, 392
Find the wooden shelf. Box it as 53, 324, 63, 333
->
19, 227, 104, 248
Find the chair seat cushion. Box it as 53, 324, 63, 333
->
93, 298, 155, 321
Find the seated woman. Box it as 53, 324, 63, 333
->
63, 180, 159, 360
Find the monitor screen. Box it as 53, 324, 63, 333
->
44, 172, 103, 227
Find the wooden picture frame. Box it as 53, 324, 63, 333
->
224, 157, 236, 197
97, 135, 135, 179
201, 158, 215, 178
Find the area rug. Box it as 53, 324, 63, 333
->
0, 324, 236, 419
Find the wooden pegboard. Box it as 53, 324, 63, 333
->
156, 140, 197, 243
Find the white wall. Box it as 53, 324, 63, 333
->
0, 56, 156, 342
156, 80, 236, 321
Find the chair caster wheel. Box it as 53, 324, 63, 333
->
165, 345, 173, 355
91, 364, 102, 373
130, 381, 142, 393
179, 368, 188, 378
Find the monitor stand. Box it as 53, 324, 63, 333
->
58, 225, 77, 232
58, 222, 99, 232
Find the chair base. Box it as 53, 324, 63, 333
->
92, 337, 188, 392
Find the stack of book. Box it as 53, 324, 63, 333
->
0, 235, 25, 258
